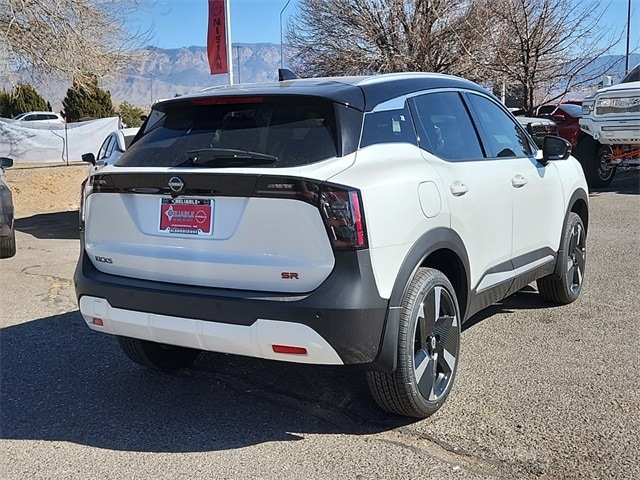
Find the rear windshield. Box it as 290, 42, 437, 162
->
116, 96, 339, 168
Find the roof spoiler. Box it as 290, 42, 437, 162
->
278, 68, 298, 81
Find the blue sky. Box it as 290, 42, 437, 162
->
131, 0, 638, 55
131, 0, 297, 46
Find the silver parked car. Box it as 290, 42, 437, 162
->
0, 157, 16, 258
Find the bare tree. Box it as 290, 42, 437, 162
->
285, 0, 488, 78
0, 0, 150, 86
472, 0, 623, 114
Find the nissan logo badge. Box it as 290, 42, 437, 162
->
168, 176, 185, 193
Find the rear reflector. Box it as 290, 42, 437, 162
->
272, 345, 308, 355
92, 318, 104, 326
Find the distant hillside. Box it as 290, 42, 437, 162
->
1, 44, 282, 112
113, 44, 282, 109
2, 46, 638, 112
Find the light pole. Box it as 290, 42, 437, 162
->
625, 0, 632, 74
234, 45, 242, 84
280, 0, 292, 69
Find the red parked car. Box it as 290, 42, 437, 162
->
539, 103, 583, 148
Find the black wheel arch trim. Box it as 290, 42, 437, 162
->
551, 187, 589, 279
372, 228, 470, 373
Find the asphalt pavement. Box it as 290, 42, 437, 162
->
1, 173, 638, 479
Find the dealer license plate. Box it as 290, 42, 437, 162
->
159, 198, 214, 236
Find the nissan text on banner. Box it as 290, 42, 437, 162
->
207, 0, 229, 75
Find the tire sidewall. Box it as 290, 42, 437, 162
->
397, 268, 461, 416
560, 213, 585, 302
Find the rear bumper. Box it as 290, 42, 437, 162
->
74, 247, 393, 369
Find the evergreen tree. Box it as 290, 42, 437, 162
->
0, 91, 12, 118
62, 75, 115, 122
7, 84, 49, 117
117, 101, 146, 128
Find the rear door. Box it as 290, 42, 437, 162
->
410, 91, 514, 292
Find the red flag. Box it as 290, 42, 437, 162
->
207, 0, 228, 75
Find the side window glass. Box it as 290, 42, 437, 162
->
410, 92, 484, 161
97, 136, 111, 160
466, 93, 533, 158
104, 135, 116, 158
360, 103, 416, 148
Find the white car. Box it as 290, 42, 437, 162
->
75, 72, 589, 418
81, 128, 139, 173
12, 111, 65, 124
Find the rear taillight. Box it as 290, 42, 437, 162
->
79, 178, 91, 230
254, 177, 368, 250
320, 185, 367, 250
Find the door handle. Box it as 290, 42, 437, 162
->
450, 181, 469, 197
511, 175, 527, 188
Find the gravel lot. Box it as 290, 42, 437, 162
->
5, 162, 87, 218
1, 166, 638, 479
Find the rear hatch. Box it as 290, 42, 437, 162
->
81, 94, 366, 293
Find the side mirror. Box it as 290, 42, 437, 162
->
541, 136, 572, 164
81, 153, 96, 165
0, 157, 13, 168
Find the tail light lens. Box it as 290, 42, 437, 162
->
255, 177, 368, 250
79, 178, 91, 230
320, 185, 367, 250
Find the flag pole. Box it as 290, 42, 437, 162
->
226, 0, 234, 85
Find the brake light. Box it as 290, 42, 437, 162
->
192, 96, 264, 105
320, 185, 368, 250
254, 177, 368, 250
79, 178, 92, 229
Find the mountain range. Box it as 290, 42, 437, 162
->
3, 45, 639, 112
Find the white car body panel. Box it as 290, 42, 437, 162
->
84, 194, 335, 293
79, 296, 344, 365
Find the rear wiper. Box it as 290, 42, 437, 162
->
182, 148, 278, 167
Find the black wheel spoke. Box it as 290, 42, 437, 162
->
414, 284, 460, 402
415, 350, 437, 400
422, 288, 438, 334
567, 224, 586, 290
415, 303, 429, 350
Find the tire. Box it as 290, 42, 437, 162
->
117, 336, 201, 371
574, 137, 615, 188
537, 212, 586, 305
367, 268, 461, 418
0, 227, 16, 258
590, 145, 616, 188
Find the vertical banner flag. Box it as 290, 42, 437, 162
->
207, 0, 228, 74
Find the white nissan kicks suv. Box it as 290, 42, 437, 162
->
75, 72, 589, 418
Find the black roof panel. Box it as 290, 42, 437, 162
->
157, 73, 490, 112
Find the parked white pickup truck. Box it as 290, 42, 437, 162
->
577, 64, 640, 187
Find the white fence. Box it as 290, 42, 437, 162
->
0, 117, 120, 163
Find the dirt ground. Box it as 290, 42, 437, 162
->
5, 162, 88, 218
